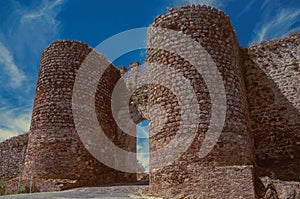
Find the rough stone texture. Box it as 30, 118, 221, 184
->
4, 177, 78, 194
259, 177, 300, 199
118, 62, 150, 124
0, 133, 28, 181
147, 5, 255, 198
0, 5, 299, 199
22, 41, 136, 187
154, 165, 255, 198
243, 33, 300, 181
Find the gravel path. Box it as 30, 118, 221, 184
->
0, 185, 155, 199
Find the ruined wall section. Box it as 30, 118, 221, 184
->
147, 5, 255, 198
119, 62, 150, 123
244, 33, 300, 179
0, 133, 28, 181
23, 41, 136, 186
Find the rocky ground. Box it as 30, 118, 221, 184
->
1, 178, 300, 199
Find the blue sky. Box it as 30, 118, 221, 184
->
0, 0, 300, 171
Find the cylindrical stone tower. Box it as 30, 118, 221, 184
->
147, 5, 255, 198
23, 41, 136, 187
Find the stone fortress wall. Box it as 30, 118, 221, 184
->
146, 5, 255, 198
243, 35, 300, 181
22, 41, 136, 187
0, 5, 299, 198
0, 133, 28, 181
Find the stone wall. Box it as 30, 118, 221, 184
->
119, 62, 150, 123
244, 33, 300, 180
23, 41, 136, 186
0, 133, 28, 181
258, 176, 300, 199
146, 5, 255, 198
0, 4, 299, 198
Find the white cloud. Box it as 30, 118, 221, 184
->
0, 42, 26, 88
252, 9, 300, 44
0, 0, 65, 140
13, 0, 65, 61
137, 141, 149, 153
137, 152, 149, 173
20, 0, 64, 30
21, 0, 64, 22
136, 124, 149, 139
0, 106, 31, 142
136, 122, 149, 172
0, 129, 18, 142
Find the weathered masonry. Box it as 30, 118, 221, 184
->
1, 5, 299, 198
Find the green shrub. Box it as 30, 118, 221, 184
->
0, 181, 5, 195
271, 179, 280, 184
16, 183, 30, 194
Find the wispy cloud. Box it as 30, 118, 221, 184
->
14, 0, 65, 62
261, 0, 271, 10
0, 42, 26, 88
137, 152, 149, 173
238, 0, 256, 17
0, 0, 65, 140
21, 0, 64, 22
252, 8, 300, 44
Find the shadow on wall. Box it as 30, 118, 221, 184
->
244, 48, 300, 182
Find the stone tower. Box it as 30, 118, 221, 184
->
0, 4, 296, 198
23, 41, 136, 186
146, 5, 255, 198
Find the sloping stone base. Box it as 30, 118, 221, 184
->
149, 165, 256, 198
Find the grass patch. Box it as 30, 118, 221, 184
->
0, 181, 5, 195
